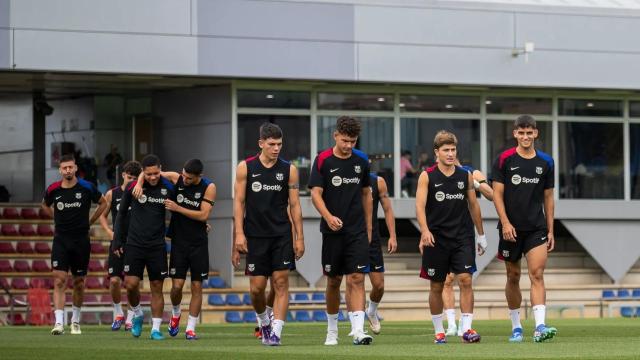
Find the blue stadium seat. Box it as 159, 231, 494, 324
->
286, 311, 295, 322
620, 307, 634, 318
632, 289, 640, 298
618, 289, 631, 298
225, 311, 242, 323
243, 311, 257, 323
242, 293, 252, 305
295, 311, 312, 322
208, 277, 226, 288
313, 310, 327, 322
338, 311, 347, 322
226, 294, 243, 306
311, 292, 325, 303
208, 294, 224, 306
602, 290, 616, 299
294, 293, 310, 303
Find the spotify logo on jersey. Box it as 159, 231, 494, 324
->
56, 202, 64, 210
176, 194, 185, 203
251, 182, 262, 192
511, 174, 522, 185
435, 191, 445, 202
331, 176, 342, 187
138, 195, 147, 203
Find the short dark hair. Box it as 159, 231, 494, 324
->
259, 122, 283, 140
514, 115, 537, 129
122, 161, 142, 177
141, 154, 161, 169
433, 130, 458, 150
335, 116, 361, 137
58, 154, 75, 165
183, 159, 204, 175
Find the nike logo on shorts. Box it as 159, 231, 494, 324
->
178, 187, 184, 190
357, 265, 366, 269
434, 183, 443, 187
160, 272, 167, 275
510, 167, 520, 170
201, 273, 208, 277
252, 174, 261, 177
374, 266, 382, 270
283, 261, 291, 265
330, 168, 339, 173
464, 265, 472, 269
541, 236, 547, 241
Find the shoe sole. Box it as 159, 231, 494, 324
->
51, 330, 64, 335
353, 337, 373, 345
324, 341, 338, 346
535, 329, 557, 343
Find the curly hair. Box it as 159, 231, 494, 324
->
335, 116, 361, 137
433, 130, 458, 150
122, 161, 142, 177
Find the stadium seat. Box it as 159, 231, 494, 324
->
2, 208, 20, 219
242, 311, 257, 323
208, 294, 225, 306
311, 292, 326, 303
140, 293, 152, 305
286, 311, 294, 322
20, 208, 39, 220
226, 294, 243, 306
88, 259, 104, 272
620, 307, 634, 318
632, 289, 640, 298
208, 277, 226, 288
242, 293, 252, 305
0, 259, 12, 272
34, 242, 51, 254
602, 290, 615, 299
84, 295, 99, 304
0, 295, 7, 306
90, 242, 106, 254
32, 260, 51, 272
30, 278, 53, 289
11, 278, 29, 289
617, 289, 631, 298
338, 310, 347, 321
65, 294, 74, 305
85, 277, 102, 289
225, 311, 242, 323
13, 260, 31, 272
16, 242, 33, 254
18, 224, 36, 236
295, 311, 312, 322
81, 313, 100, 325
0, 242, 16, 253
1, 224, 18, 236
294, 293, 310, 304
0, 277, 9, 289
8, 313, 26, 325
100, 312, 112, 325
38, 208, 52, 219
37, 225, 54, 236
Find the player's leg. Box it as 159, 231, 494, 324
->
366, 243, 384, 335
246, 236, 273, 344
420, 236, 449, 344
147, 245, 167, 340
123, 244, 145, 338
108, 243, 125, 330
525, 233, 556, 342
68, 237, 90, 335
322, 234, 343, 345
50, 236, 68, 334
500, 233, 525, 342
168, 244, 187, 337
184, 242, 209, 340
452, 240, 480, 343
442, 273, 458, 336
345, 232, 372, 345
264, 233, 295, 345
429, 280, 447, 343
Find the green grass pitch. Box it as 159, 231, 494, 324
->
2, 318, 639, 359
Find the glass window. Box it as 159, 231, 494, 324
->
487, 120, 552, 172
400, 118, 480, 197
559, 122, 623, 199
317, 116, 394, 196
559, 99, 623, 117
486, 97, 552, 115
630, 101, 640, 118
237, 114, 311, 195
318, 93, 393, 111
631, 124, 640, 199
399, 94, 480, 113
237, 90, 310, 109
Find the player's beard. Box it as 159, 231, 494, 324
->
63, 174, 74, 180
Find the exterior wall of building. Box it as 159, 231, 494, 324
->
0, 94, 33, 201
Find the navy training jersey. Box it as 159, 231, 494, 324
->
109, 185, 132, 240
114, 177, 174, 248
168, 176, 212, 245
370, 174, 381, 241
424, 165, 474, 240
491, 148, 554, 231
308, 148, 371, 234
243, 156, 291, 237
43, 178, 101, 236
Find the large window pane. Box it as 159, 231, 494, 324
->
318, 93, 393, 111
399, 94, 480, 113
238, 114, 311, 195
317, 116, 394, 196
400, 118, 480, 197
631, 124, 640, 199
559, 99, 623, 117
487, 120, 552, 172
486, 97, 552, 115
559, 122, 623, 199
630, 101, 640, 118
237, 90, 310, 109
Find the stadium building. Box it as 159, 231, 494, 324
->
1, 0, 640, 321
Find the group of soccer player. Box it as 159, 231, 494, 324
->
42, 113, 557, 346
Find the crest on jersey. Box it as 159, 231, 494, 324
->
161, 188, 167, 196
56, 202, 64, 211
354, 165, 361, 174
502, 250, 510, 258
138, 195, 147, 204
458, 181, 464, 189
124, 265, 130, 272
248, 264, 255, 272
176, 194, 184, 203
108, 267, 113, 274
536, 166, 543, 175
75, 192, 82, 199
52, 261, 58, 267
324, 264, 332, 273
170, 268, 176, 275
276, 173, 284, 181
194, 192, 201, 199
427, 268, 435, 277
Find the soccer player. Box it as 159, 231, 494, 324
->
309, 116, 374, 346
99, 161, 142, 331
443, 161, 493, 337
234, 122, 305, 346
42, 154, 108, 335
491, 115, 556, 343
416, 130, 487, 344
112, 154, 174, 340
134, 159, 216, 340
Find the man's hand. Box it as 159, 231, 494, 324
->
546, 232, 555, 252
231, 249, 241, 269
106, 229, 114, 241
476, 234, 487, 256
164, 199, 179, 212
325, 216, 343, 231
501, 222, 517, 242
294, 238, 305, 261
419, 230, 435, 255
387, 236, 398, 254
132, 183, 143, 199
235, 233, 248, 254
113, 246, 123, 258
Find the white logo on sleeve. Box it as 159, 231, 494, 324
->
176, 194, 185, 203
251, 182, 262, 192
331, 176, 343, 186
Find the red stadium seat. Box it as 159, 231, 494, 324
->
65, 293, 73, 305
11, 278, 29, 289
32, 260, 51, 272
19, 224, 36, 236
90, 242, 106, 254
2, 208, 20, 219
1, 224, 18, 236
67, 277, 73, 289
0, 277, 9, 289
13, 260, 31, 272
16, 242, 33, 253
8, 313, 26, 325
0, 259, 12, 272
37, 225, 54, 236
81, 312, 100, 325
140, 293, 152, 305
85, 277, 102, 289
0, 242, 15, 253
88, 259, 104, 272
20, 208, 39, 220
0, 295, 7, 306
38, 208, 52, 219
84, 294, 99, 304
30, 277, 54, 289
34, 242, 51, 254
100, 312, 111, 324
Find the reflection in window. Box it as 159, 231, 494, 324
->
399, 95, 480, 113
486, 97, 552, 115
400, 118, 480, 197
487, 120, 552, 173
237, 90, 310, 109
631, 124, 640, 199
317, 116, 394, 196
559, 122, 623, 199
238, 114, 311, 195
318, 93, 393, 111
559, 99, 623, 117
630, 102, 640, 118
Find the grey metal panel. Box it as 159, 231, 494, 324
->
209, 218, 233, 286
517, 13, 640, 53
295, 219, 323, 286
197, 0, 354, 41
160, 124, 230, 163
0, 29, 8, 69
198, 37, 356, 80
13, 30, 197, 74
0, 0, 8, 27
154, 87, 231, 127
354, 5, 513, 47
10, 0, 191, 35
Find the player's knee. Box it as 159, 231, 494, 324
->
372, 280, 384, 294
53, 277, 66, 289
327, 276, 342, 289
529, 268, 544, 284
271, 278, 288, 294
190, 281, 202, 293
430, 281, 445, 293
347, 273, 365, 287
506, 268, 521, 283
125, 280, 138, 292
72, 277, 85, 289
457, 275, 472, 289
109, 277, 121, 288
